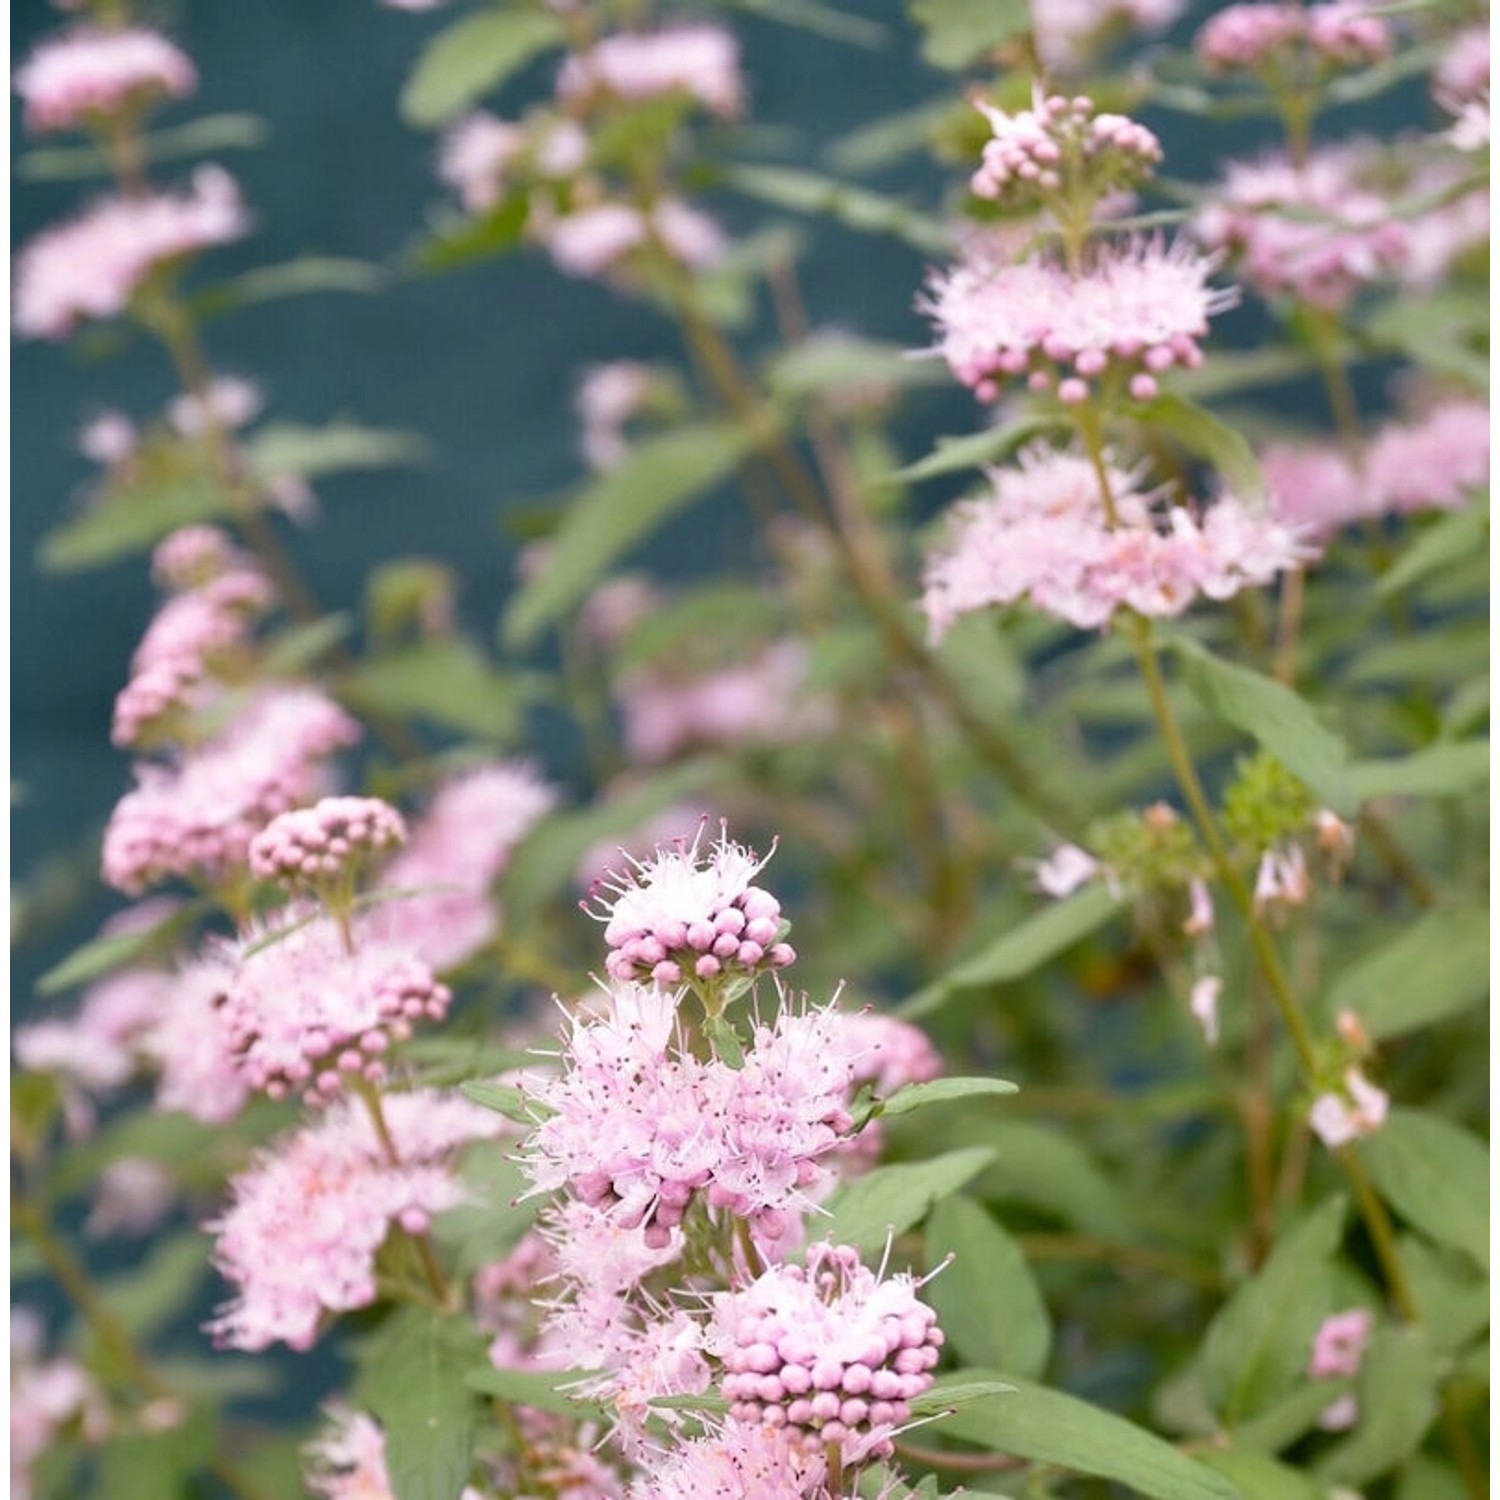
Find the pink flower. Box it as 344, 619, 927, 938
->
207, 1090, 505, 1351
1365, 400, 1490, 514
438, 112, 527, 214
79, 410, 137, 466
576, 361, 659, 471
558, 26, 743, 119
541, 198, 725, 279
219, 914, 450, 1105
1435, 24, 1490, 106
1253, 845, 1310, 913
151, 525, 252, 591
11, 1323, 107, 1500
575, 802, 712, 892
1309, 1067, 1389, 1149
587, 822, 794, 986
167, 375, 262, 437
14, 967, 167, 1095
142, 956, 250, 1124
1189, 976, 1222, 1046
711, 1241, 944, 1464
249, 796, 407, 891
1032, 0, 1182, 72
1309, 1307, 1373, 1379
1196, 4, 1390, 73
925, 236, 1235, 404
629, 1417, 827, 1500
14, 26, 196, 134
14, 167, 249, 340
102, 685, 360, 894
1030, 843, 1101, 898
84, 1158, 177, 1239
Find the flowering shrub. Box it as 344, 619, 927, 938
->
11, 3, 1489, 1500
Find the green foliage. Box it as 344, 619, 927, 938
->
243, 421, 427, 479
343, 638, 530, 742
720, 164, 949, 252
820, 1147, 996, 1255
907, 0, 1031, 71
400, 9, 566, 129
1316, 1325, 1439, 1487
1220, 752, 1316, 854
38, 470, 230, 573
1129, 392, 1269, 504
894, 415, 1069, 481
17, 114, 268, 181
1360, 1111, 1489, 1271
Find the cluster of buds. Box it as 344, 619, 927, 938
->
971, 93, 1162, 213
14, 24, 196, 134
249, 796, 407, 896
1196, 3, 1392, 76
714, 1242, 943, 1462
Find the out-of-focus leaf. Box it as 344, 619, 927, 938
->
1199, 1448, 1325, 1499
414, 194, 531, 273
1377, 506, 1488, 598
1171, 348, 1314, 402
1169, 637, 1352, 813
1361, 290, 1488, 389
18, 113, 267, 181
1324, 903, 1488, 1040
1345, 741, 1489, 803
1399, 1235, 1489, 1355
1359, 1110, 1488, 1271
908, 0, 1031, 70
38, 476, 229, 573
1395, 1457, 1470, 1500
458, 1080, 536, 1125
825, 97, 962, 174
721, 164, 948, 252
893, 417, 1066, 481
765, 336, 946, 402
730, 0, 887, 47
1199, 1196, 1347, 1422
260, 614, 354, 676
903, 886, 1119, 1018
342, 638, 527, 742
193, 256, 385, 317
400, 9, 566, 128
820, 1147, 995, 1256
94, 1406, 217, 1500
926, 1372, 1240, 1500
1228, 1377, 1355, 1454
37, 903, 203, 996
1344, 627, 1488, 688
97, 1232, 209, 1340
243, 422, 426, 480
502, 421, 755, 648
432, 1152, 538, 1275
1316, 1325, 1438, 1487
357, 1307, 485, 1500
1131, 393, 1267, 504
926, 1196, 1051, 1377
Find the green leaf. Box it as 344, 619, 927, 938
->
1359, 1110, 1488, 1271
1361, 289, 1489, 390
1172, 347, 1314, 403
925, 1196, 1050, 1377
820, 1147, 996, 1256
1345, 741, 1489, 803
1323, 902, 1489, 1040
1199, 1195, 1347, 1422
1396, 1457, 1471, 1500
1227, 1377, 1355, 1454
194, 256, 385, 317
37, 902, 203, 996
902, 886, 1119, 1018
908, 1379, 1018, 1414
38, 476, 230, 573
1198, 1448, 1325, 1500
707, 1015, 746, 1070
358, 1308, 484, 1500
18, 113, 267, 181
825, 97, 961, 174
1316, 1325, 1439, 1487
731, 0, 887, 47
459, 1080, 538, 1125
648, 1391, 733, 1413
432, 1153, 538, 1276
1169, 636, 1352, 813
502, 421, 755, 648
414, 194, 531, 274
879, 1076, 1019, 1116
926, 1372, 1240, 1500
97, 1232, 209, 1340
1130, 394, 1267, 504
94, 1406, 217, 1500
968, 1120, 1140, 1238
894, 416, 1066, 482
243, 421, 426, 480
1399, 1235, 1489, 1355
466, 1364, 608, 1419
908, 0, 1031, 70
720, 164, 948, 253
1377, 506, 1488, 599
260, 613, 354, 676
343, 638, 526, 742
765, 336, 947, 403
400, 9, 566, 129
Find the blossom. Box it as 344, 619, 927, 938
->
306, 1407, 488, 1500
1030, 843, 1101, 898
1309, 1067, 1389, 1149
1189, 976, 1222, 1046
79, 410, 138, 466
439, 112, 528, 214
102, 685, 360, 893
558, 26, 743, 119
14, 26, 196, 134
84, 1158, 177, 1239
576, 361, 659, 471
14, 167, 249, 340
151, 525, 252, 591
1032, 0, 1182, 72
1253, 845, 1310, 913
249, 796, 407, 891
1434, 25, 1490, 107
710, 1241, 944, 1464
587, 822, 794, 985
925, 236, 1235, 404
13, 967, 166, 1095
140, 955, 251, 1123
920, 447, 1312, 637
207, 1091, 504, 1351
1195, 4, 1391, 74
11, 1320, 107, 1500
168, 375, 263, 437
218, 915, 450, 1105
1309, 1307, 1373, 1430
541, 198, 725, 279
628, 1417, 827, 1500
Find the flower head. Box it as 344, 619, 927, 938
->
1309, 1067, 1389, 1149
15, 26, 196, 134
249, 796, 407, 893
1196, 3, 1391, 74
628, 1417, 827, 1500
558, 26, 743, 119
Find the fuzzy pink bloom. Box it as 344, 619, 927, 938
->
921, 447, 1312, 637
1030, 843, 1101, 898
1032, 0, 1182, 71
1183, 878, 1215, 937
832, 1012, 942, 1102
168, 374, 262, 437
249, 796, 407, 890
13, 967, 166, 1095
79, 410, 138, 466
102, 685, 360, 894
1196, 3, 1389, 73
1194, 147, 1408, 311
588, 822, 794, 985
11, 1323, 107, 1500
151, 524, 251, 591
925, 236, 1235, 404
558, 26, 743, 118
1309, 1307, 1373, 1379
14, 26, 196, 134
208, 1091, 505, 1351
1309, 1067, 1389, 1149
219, 914, 449, 1106
575, 803, 712, 892
629, 1417, 826, 1500
576, 361, 659, 471
14, 167, 248, 340
1435, 24, 1490, 106
972, 93, 1160, 208
712, 1241, 944, 1464
542, 199, 725, 279
130, 565, 274, 676
140, 955, 250, 1123
1189, 976, 1222, 1046
359, 761, 555, 971
84, 1158, 177, 1239
1253, 845, 1310, 913
1261, 442, 1366, 539
439, 112, 527, 214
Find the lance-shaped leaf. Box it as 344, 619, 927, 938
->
243, 421, 426, 480
819, 1147, 995, 1256
1129, 393, 1267, 504
721, 164, 949, 253
908, 0, 1032, 70
400, 9, 566, 129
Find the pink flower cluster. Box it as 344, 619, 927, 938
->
540, 197, 726, 279
576, 361, 660, 472
102, 684, 360, 893
360, 761, 555, 971
1264, 399, 1490, 539
13, 166, 249, 340
628, 1417, 827, 1500
1196, 3, 1391, 74
1309, 1067, 1389, 1149
971, 93, 1161, 209
14, 25, 196, 134
438, 112, 588, 214
921, 447, 1312, 636
249, 796, 407, 891
523, 985, 858, 1247
11, 1314, 107, 1500
208, 1090, 504, 1351
557, 26, 743, 119
141, 955, 249, 1124
1308, 1307, 1373, 1431
1032, 0, 1183, 73
219, 915, 450, 1105
589, 824, 795, 985
926, 236, 1236, 405
307, 1409, 488, 1500
712, 1242, 943, 1463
